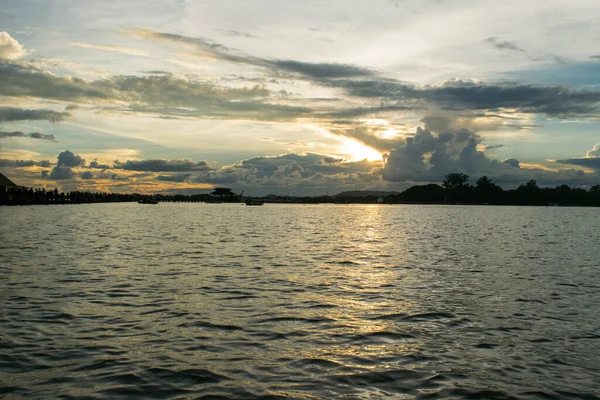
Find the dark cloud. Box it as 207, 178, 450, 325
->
48, 166, 74, 180
0, 62, 107, 101
134, 28, 374, 80
237, 153, 378, 178
88, 160, 111, 169
141, 70, 173, 75
101, 74, 310, 121
0, 158, 52, 167
156, 173, 192, 182
555, 157, 600, 170
184, 153, 381, 192
4, 28, 598, 127
114, 158, 212, 172
381, 127, 517, 182
484, 144, 506, 150
98, 75, 270, 103
79, 171, 94, 179
555, 144, 600, 170
591, 55, 600, 60
110, 173, 127, 181
501, 158, 520, 168
57, 150, 85, 167
121, 102, 310, 122
0, 56, 309, 121
378, 127, 599, 187
421, 111, 540, 134
0, 130, 56, 141
0, 107, 70, 122
327, 78, 414, 99
329, 78, 600, 118
323, 156, 344, 164
28, 132, 57, 141
38, 150, 84, 180
486, 37, 525, 52
130, 29, 253, 64
272, 60, 373, 79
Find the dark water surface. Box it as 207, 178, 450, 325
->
1, 203, 599, 399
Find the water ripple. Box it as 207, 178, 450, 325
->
1, 203, 599, 399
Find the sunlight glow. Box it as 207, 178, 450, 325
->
340, 138, 383, 162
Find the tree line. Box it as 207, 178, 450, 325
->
385, 173, 600, 206
2, 173, 599, 206
0, 186, 140, 205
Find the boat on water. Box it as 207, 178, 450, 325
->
245, 199, 264, 206
138, 198, 159, 204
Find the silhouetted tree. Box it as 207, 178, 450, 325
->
442, 173, 471, 203
442, 173, 470, 190
527, 179, 540, 189
475, 175, 503, 203
516, 179, 543, 205
590, 184, 600, 205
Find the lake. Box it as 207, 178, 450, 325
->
1, 203, 599, 399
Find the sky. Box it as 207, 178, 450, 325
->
1, 0, 600, 195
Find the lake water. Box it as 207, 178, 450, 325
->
1, 203, 599, 399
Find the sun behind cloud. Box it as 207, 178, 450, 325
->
340, 138, 383, 162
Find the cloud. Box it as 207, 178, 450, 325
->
57, 150, 85, 167
101, 74, 269, 101
0, 131, 56, 141
0, 31, 25, 60
377, 126, 600, 188
272, 60, 374, 79
162, 153, 383, 194
79, 171, 94, 179
48, 166, 74, 180
555, 143, 600, 170
330, 126, 405, 152
114, 158, 212, 172
587, 143, 600, 157
132, 28, 374, 79
0, 158, 51, 167
381, 127, 519, 182
235, 153, 378, 180
0, 106, 71, 122
330, 78, 600, 118
69, 42, 148, 56
486, 37, 525, 52
0, 66, 309, 121
501, 158, 520, 168
483, 144, 506, 150
0, 62, 107, 101
129, 28, 252, 64
88, 159, 111, 169
156, 173, 191, 182
5, 27, 599, 127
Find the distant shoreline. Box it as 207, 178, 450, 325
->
2, 173, 599, 207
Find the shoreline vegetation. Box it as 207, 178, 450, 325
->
1, 173, 599, 207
